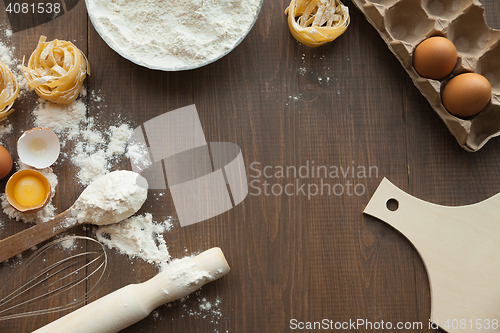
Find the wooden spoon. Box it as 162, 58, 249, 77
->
0, 170, 148, 263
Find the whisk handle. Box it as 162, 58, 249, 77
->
32, 247, 230, 333
0, 210, 73, 262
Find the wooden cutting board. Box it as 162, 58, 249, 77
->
363, 178, 500, 333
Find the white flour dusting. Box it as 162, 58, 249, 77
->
33, 99, 87, 141
0, 41, 13, 69
173, 291, 223, 324
96, 213, 174, 269
0, 121, 12, 140
72, 121, 134, 185
106, 124, 133, 157
86, 0, 261, 69
0, 34, 28, 94
31, 91, 142, 186
168, 256, 212, 288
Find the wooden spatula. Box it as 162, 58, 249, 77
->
364, 178, 500, 332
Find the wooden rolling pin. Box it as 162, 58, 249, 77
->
33, 247, 230, 333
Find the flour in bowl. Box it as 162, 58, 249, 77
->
86, 0, 262, 69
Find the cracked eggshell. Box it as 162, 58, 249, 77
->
17, 128, 60, 169
6, 169, 51, 213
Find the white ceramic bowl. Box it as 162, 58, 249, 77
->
85, 0, 263, 71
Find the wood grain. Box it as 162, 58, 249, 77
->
0, 0, 499, 332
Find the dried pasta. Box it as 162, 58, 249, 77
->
0, 61, 19, 121
285, 0, 350, 47
22, 36, 88, 104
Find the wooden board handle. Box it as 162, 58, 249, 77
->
362, 177, 430, 232
32, 247, 230, 333
0, 210, 72, 263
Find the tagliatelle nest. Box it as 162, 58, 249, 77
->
0, 61, 19, 121
22, 36, 89, 104
285, 0, 350, 47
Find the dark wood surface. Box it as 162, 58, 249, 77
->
0, 0, 500, 332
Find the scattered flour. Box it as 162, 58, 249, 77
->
106, 124, 133, 157
174, 291, 223, 323
72, 120, 135, 185
72, 141, 107, 185
126, 137, 151, 169
60, 237, 77, 250
0, 33, 28, 94
0, 161, 58, 223
198, 296, 223, 320
96, 213, 174, 269
33, 98, 87, 140
0, 41, 13, 69
31, 91, 141, 186
0, 121, 12, 140
86, 0, 262, 69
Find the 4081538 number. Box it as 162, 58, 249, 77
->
5, 3, 61, 14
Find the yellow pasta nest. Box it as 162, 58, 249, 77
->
285, 0, 350, 47
22, 36, 89, 104
0, 61, 19, 121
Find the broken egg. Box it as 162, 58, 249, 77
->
17, 128, 60, 169
6, 169, 51, 213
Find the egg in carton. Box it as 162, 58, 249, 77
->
351, 0, 500, 151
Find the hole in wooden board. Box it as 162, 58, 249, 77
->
386, 198, 399, 211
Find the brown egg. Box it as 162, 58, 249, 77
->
0, 144, 13, 180
413, 36, 457, 80
442, 73, 492, 118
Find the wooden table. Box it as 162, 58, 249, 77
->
0, 0, 499, 332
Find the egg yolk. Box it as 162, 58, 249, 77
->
13, 176, 46, 206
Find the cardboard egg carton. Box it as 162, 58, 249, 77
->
351, 0, 500, 151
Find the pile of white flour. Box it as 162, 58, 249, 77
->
71, 170, 148, 226
86, 0, 262, 69
33, 99, 87, 141
96, 213, 174, 269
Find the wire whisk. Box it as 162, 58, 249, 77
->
0, 235, 109, 320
